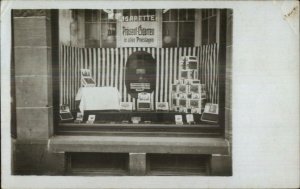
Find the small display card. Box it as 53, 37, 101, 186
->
74, 112, 83, 123
86, 115, 96, 124
186, 114, 194, 124
175, 115, 183, 125
59, 105, 73, 121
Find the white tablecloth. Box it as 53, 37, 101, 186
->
75, 87, 120, 113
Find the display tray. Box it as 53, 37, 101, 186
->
61, 111, 218, 125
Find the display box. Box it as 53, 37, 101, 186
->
179, 93, 187, 99
191, 93, 201, 99
171, 92, 177, 99
156, 102, 169, 111
177, 84, 188, 93
179, 107, 187, 113
179, 56, 199, 71
120, 102, 133, 111
172, 106, 180, 112
201, 103, 219, 123
174, 80, 180, 84
189, 99, 201, 109
171, 84, 177, 92
81, 77, 96, 87
172, 98, 179, 108
137, 92, 151, 111
191, 80, 201, 84
81, 69, 96, 87
191, 108, 201, 114
179, 70, 198, 80
189, 84, 201, 94
179, 99, 188, 107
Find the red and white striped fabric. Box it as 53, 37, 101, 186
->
60, 44, 219, 111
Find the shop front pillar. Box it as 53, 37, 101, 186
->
13, 10, 53, 139
12, 10, 65, 175
13, 10, 53, 140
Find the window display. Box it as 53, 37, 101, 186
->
62, 52, 216, 125
59, 9, 220, 126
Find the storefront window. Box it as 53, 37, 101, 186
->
162, 9, 195, 47
201, 9, 218, 45
85, 10, 117, 48
59, 9, 222, 136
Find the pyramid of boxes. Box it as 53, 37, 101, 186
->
171, 56, 207, 114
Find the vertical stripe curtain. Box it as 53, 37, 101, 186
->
60, 44, 219, 111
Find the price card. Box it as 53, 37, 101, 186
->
86, 115, 96, 124
175, 115, 183, 125
74, 112, 83, 123
186, 114, 194, 124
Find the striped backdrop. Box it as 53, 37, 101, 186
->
60, 44, 219, 111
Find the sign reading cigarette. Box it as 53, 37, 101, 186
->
117, 14, 158, 47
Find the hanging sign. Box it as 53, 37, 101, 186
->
117, 14, 158, 47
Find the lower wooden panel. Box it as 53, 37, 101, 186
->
147, 154, 210, 176
65, 152, 129, 176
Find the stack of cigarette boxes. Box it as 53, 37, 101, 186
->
171, 56, 206, 114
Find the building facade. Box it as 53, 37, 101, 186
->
12, 9, 232, 176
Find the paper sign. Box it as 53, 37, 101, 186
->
117, 15, 159, 47
86, 115, 96, 124
186, 114, 194, 124
74, 112, 83, 123
175, 115, 183, 125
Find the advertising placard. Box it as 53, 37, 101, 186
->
117, 14, 158, 47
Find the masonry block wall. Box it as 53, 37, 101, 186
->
13, 10, 65, 175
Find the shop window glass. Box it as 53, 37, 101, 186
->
208, 16, 216, 44
139, 9, 148, 16
85, 23, 100, 47
101, 22, 116, 48
148, 9, 156, 16
170, 9, 178, 21
187, 9, 195, 21
162, 9, 195, 47
85, 10, 117, 48
201, 19, 208, 45
130, 9, 139, 16
179, 22, 194, 46
123, 9, 130, 17
201, 9, 218, 45
162, 22, 178, 47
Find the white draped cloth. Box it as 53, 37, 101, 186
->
75, 87, 120, 113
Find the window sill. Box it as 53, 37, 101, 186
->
57, 122, 222, 137
49, 135, 229, 155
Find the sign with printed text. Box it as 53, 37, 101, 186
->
117, 15, 158, 47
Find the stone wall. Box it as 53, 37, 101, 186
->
12, 9, 65, 175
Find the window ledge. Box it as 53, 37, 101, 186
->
49, 135, 229, 155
